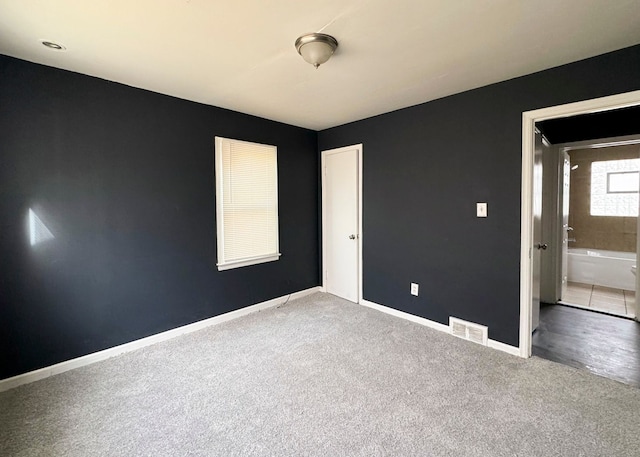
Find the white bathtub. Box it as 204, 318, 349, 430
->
567, 248, 636, 291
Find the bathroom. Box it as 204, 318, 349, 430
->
562, 143, 639, 318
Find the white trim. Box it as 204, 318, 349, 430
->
358, 147, 363, 303
217, 253, 281, 271
487, 339, 521, 357
360, 299, 449, 332
520, 90, 640, 358
520, 114, 535, 358
321, 144, 364, 304
0, 286, 321, 393
360, 299, 520, 357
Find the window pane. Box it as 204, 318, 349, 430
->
591, 158, 640, 217
608, 171, 639, 193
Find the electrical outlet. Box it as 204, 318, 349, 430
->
410, 283, 419, 296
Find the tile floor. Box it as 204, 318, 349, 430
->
561, 281, 636, 318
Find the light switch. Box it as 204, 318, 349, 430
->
477, 202, 488, 218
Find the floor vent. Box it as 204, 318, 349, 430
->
449, 317, 488, 346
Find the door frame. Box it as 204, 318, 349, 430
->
520, 90, 640, 358
321, 144, 363, 303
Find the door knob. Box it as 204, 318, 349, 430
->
349, 234, 356, 240
535, 243, 548, 250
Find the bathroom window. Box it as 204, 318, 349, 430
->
607, 171, 639, 193
591, 158, 640, 217
214, 137, 280, 271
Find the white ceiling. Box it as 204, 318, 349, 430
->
1, 0, 640, 130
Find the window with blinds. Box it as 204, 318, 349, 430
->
215, 137, 280, 270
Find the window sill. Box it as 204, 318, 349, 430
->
217, 253, 281, 271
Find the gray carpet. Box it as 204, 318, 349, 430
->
1, 292, 639, 456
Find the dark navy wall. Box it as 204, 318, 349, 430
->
319, 45, 640, 347
0, 55, 319, 379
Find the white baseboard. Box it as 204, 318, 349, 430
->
487, 339, 522, 357
360, 299, 450, 332
360, 299, 522, 358
0, 286, 321, 393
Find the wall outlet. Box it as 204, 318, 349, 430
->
410, 283, 419, 296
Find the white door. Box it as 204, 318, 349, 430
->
322, 145, 361, 303
561, 151, 571, 300
532, 130, 545, 331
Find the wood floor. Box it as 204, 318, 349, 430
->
532, 304, 640, 388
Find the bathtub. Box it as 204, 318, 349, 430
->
567, 248, 636, 291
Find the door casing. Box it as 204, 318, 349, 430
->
321, 144, 363, 303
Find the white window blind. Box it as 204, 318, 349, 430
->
215, 137, 280, 271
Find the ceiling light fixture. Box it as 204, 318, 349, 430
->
295, 33, 338, 69
41, 40, 66, 51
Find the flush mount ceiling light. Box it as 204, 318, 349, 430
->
295, 33, 338, 69
40, 40, 66, 51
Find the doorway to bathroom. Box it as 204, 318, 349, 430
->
528, 105, 640, 387
521, 92, 640, 360
555, 138, 640, 319
533, 105, 640, 322
521, 92, 640, 387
